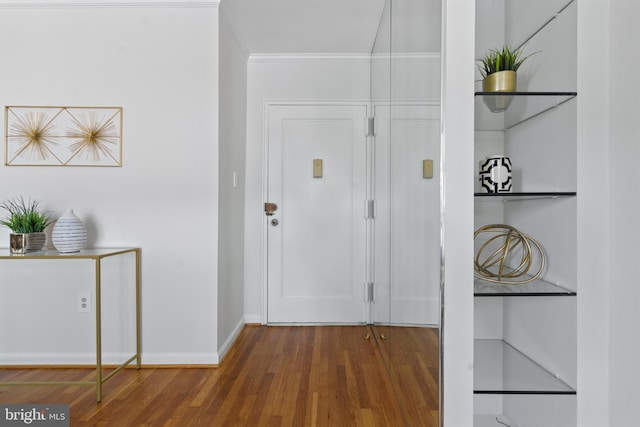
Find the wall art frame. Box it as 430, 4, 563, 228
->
4, 106, 123, 167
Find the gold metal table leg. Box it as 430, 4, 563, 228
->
135, 248, 142, 370
95, 257, 102, 402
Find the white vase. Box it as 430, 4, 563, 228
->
52, 209, 87, 253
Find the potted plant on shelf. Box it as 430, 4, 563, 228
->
1, 196, 53, 254
477, 45, 537, 112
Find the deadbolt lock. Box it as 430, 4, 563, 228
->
264, 202, 278, 216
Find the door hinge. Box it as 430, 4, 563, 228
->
365, 117, 375, 137
366, 282, 374, 302
365, 200, 375, 219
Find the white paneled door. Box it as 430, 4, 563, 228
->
266, 105, 368, 323
266, 103, 440, 325
373, 104, 441, 326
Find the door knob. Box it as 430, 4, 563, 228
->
271, 218, 279, 226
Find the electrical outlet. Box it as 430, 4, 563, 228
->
78, 293, 91, 313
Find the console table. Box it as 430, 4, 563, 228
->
0, 247, 141, 402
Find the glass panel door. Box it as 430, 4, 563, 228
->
370, 0, 392, 368
370, 1, 442, 425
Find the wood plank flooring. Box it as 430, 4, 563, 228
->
0, 325, 439, 426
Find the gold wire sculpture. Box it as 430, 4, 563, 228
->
7, 110, 60, 162
474, 224, 545, 284
66, 110, 121, 164
5, 106, 122, 167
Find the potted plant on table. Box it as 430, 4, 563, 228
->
1, 196, 53, 254
477, 45, 537, 112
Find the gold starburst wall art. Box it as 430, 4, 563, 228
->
5, 106, 123, 167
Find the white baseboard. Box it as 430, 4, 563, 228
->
0, 1, 220, 8
217, 318, 246, 363
0, 352, 138, 365
0, 352, 219, 366
141, 353, 219, 365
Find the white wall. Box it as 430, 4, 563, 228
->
0, 2, 221, 364
391, 0, 441, 54
217, 5, 248, 360
244, 56, 371, 323
607, 1, 640, 425
441, 0, 476, 425
576, 0, 611, 425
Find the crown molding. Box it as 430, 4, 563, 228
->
0, 0, 220, 8
371, 52, 441, 60
248, 52, 441, 63
248, 53, 372, 63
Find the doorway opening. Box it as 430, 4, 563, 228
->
221, 0, 443, 425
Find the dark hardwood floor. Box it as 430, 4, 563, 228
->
0, 325, 439, 426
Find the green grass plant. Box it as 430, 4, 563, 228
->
0, 196, 52, 233
477, 45, 538, 78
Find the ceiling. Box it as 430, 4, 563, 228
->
220, 0, 388, 54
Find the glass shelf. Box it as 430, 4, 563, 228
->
474, 192, 576, 201
474, 414, 517, 427
474, 278, 576, 297
0, 248, 138, 259
475, 92, 577, 130
474, 339, 575, 395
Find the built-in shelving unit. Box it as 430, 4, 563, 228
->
474, 1, 578, 425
